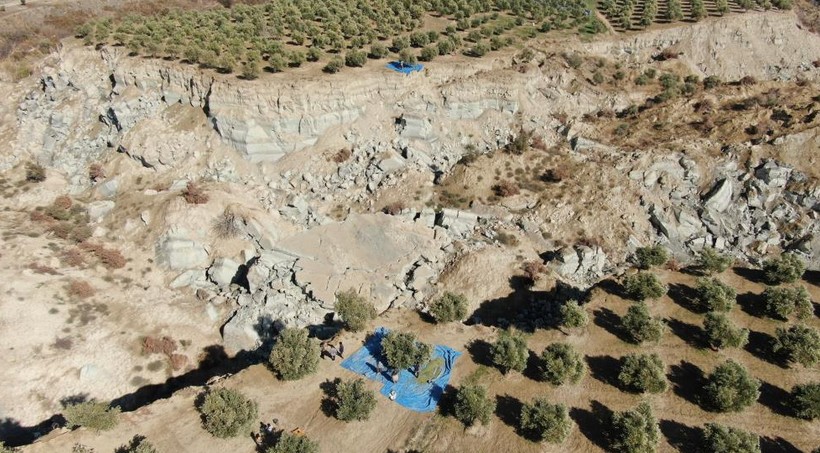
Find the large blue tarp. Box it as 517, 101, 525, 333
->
386, 61, 424, 74
340, 327, 460, 413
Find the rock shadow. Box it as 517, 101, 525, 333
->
733, 266, 767, 284
467, 276, 557, 332
659, 419, 703, 451
597, 278, 627, 298
668, 361, 705, 408
666, 317, 706, 349
667, 283, 704, 314
592, 307, 631, 343
466, 339, 494, 368
803, 269, 820, 287
569, 400, 611, 450
586, 355, 622, 389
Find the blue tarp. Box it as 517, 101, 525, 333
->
340, 327, 460, 413
386, 61, 424, 74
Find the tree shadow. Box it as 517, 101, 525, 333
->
569, 400, 612, 450
745, 330, 787, 368
586, 355, 622, 389
668, 361, 705, 408
597, 278, 627, 298
593, 307, 631, 343
666, 317, 706, 349
319, 378, 342, 418
466, 339, 494, 368
659, 419, 703, 451
436, 384, 458, 418
737, 291, 767, 318
733, 266, 767, 284
758, 381, 793, 417
467, 276, 557, 332
759, 436, 802, 453
523, 350, 542, 382
667, 283, 704, 314
494, 394, 523, 431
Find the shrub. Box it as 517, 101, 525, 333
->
703, 312, 749, 350
790, 382, 820, 420
522, 260, 547, 284
334, 378, 377, 422
368, 43, 388, 59
182, 182, 208, 204
701, 424, 760, 453
703, 360, 760, 412
634, 246, 667, 269
381, 331, 431, 372
344, 50, 367, 67
398, 48, 416, 65
72, 445, 93, 453
492, 180, 520, 197
67, 280, 95, 299
306, 47, 322, 62
335, 290, 376, 332
115, 435, 158, 453
391, 35, 410, 51
520, 398, 572, 443
773, 324, 820, 367
323, 57, 344, 73
454, 384, 495, 426
213, 208, 244, 239
428, 292, 468, 323
559, 300, 589, 331
419, 45, 437, 62
695, 277, 736, 312
491, 329, 529, 374
697, 247, 732, 274
199, 388, 257, 438
241, 56, 261, 80
621, 302, 665, 344
538, 343, 585, 385
63, 400, 120, 431
26, 162, 46, 182
762, 285, 812, 320
763, 253, 805, 284
269, 328, 320, 380
266, 432, 319, 453
623, 272, 667, 301
703, 76, 722, 89
609, 402, 660, 453
618, 353, 667, 394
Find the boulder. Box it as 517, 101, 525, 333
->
86, 200, 115, 222
156, 231, 209, 270
702, 179, 733, 212
96, 179, 119, 199
549, 245, 610, 288
439, 209, 479, 237
207, 257, 240, 287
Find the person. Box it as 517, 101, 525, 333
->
327, 345, 339, 361
375, 360, 383, 374
265, 423, 274, 434
337, 341, 344, 359
388, 389, 397, 401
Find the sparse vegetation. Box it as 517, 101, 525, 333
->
537, 343, 586, 385
703, 360, 760, 412
333, 378, 377, 422
335, 290, 377, 332
26, 162, 46, 182
198, 388, 258, 438
623, 272, 667, 301
269, 328, 320, 380
182, 182, 209, 204
428, 292, 468, 323
454, 384, 495, 426
519, 398, 572, 443
618, 353, 667, 394
63, 400, 121, 431
490, 328, 529, 374
213, 207, 244, 238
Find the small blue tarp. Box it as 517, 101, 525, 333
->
386, 61, 424, 74
340, 327, 460, 413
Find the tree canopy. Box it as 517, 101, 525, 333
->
538, 343, 586, 385
703, 360, 760, 412
490, 328, 529, 374
269, 328, 320, 380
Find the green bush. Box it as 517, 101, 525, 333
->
703, 360, 760, 412
701, 423, 760, 453
115, 435, 158, 453
266, 432, 319, 453
695, 277, 736, 312
763, 253, 806, 285
63, 400, 120, 431
790, 382, 820, 420
199, 388, 258, 438
624, 272, 667, 301
609, 402, 660, 453
559, 300, 588, 331
428, 292, 468, 323
454, 384, 495, 426
618, 353, 667, 394
334, 378, 377, 422
621, 302, 665, 344
335, 290, 376, 331
381, 331, 431, 372
490, 329, 529, 374
697, 245, 734, 275
538, 343, 585, 385
703, 312, 749, 350
634, 245, 668, 269
520, 398, 572, 443
26, 162, 46, 182
703, 76, 722, 89
762, 285, 812, 320
774, 324, 820, 367
269, 328, 320, 380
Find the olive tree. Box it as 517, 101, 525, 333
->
559, 300, 589, 332
762, 285, 812, 321
335, 290, 376, 332
63, 400, 120, 431
701, 423, 760, 453
695, 277, 736, 312
624, 272, 667, 301
334, 378, 377, 422
520, 398, 572, 443
703, 312, 749, 350
697, 248, 733, 275
703, 360, 760, 412
490, 329, 529, 374
115, 435, 158, 453
381, 331, 431, 372
266, 432, 319, 453
428, 292, 468, 323
622, 302, 665, 344
538, 343, 585, 385
773, 324, 820, 367
454, 384, 495, 426
763, 253, 806, 285
198, 388, 258, 438
634, 245, 668, 269
790, 381, 820, 420
269, 328, 320, 380
609, 402, 660, 453
618, 353, 667, 394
